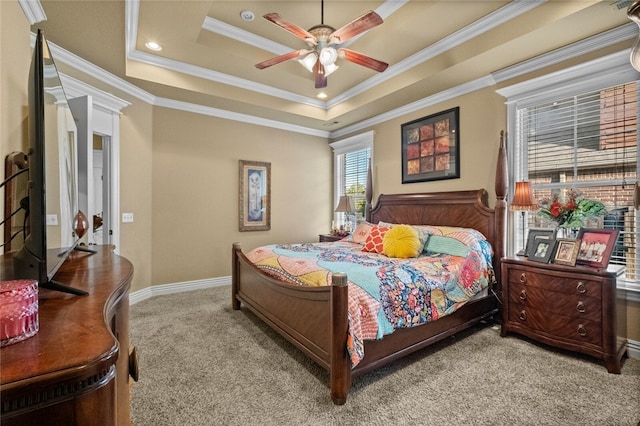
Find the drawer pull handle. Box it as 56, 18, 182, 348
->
576, 282, 587, 294
519, 290, 527, 301
519, 310, 527, 321
576, 301, 586, 313
519, 272, 527, 283
577, 324, 587, 337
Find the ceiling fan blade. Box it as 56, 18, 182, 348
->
314, 62, 327, 88
329, 11, 383, 44
338, 48, 388, 72
255, 49, 312, 70
263, 13, 317, 44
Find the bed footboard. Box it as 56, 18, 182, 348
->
232, 243, 351, 404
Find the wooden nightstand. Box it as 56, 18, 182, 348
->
501, 256, 627, 373
319, 233, 346, 242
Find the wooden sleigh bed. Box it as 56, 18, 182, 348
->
232, 134, 508, 404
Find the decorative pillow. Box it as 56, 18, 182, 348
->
383, 225, 422, 258
361, 225, 391, 253
424, 235, 470, 257
352, 222, 374, 244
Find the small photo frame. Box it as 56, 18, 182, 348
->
553, 238, 581, 266
239, 160, 271, 231
525, 229, 555, 258
530, 238, 556, 263
576, 228, 619, 268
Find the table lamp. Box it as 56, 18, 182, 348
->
510, 181, 538, 255
334, 195, 354, 233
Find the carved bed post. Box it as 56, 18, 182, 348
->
329, 272, 349, 405
365, 159, 373, 222
494, 131, 509, 287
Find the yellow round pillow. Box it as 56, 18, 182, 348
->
382, 224, 422, 258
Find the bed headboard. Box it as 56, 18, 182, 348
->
365, 132, 508, 284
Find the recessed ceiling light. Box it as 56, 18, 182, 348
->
145, 41, 162, 51
240, 10, 255, 21
317, 92, 328, 99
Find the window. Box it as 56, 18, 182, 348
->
330, 131, 374, 229
499, 51, 639, 290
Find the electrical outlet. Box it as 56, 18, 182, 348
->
122, 213, 134, 223
46, 214, 58, 226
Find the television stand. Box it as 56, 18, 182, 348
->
39, 280, 88, 296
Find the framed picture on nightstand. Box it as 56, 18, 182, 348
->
553, 238, 580, 266
530, 237, 556, 263
576, 228, 619, 268
525, 229, 555, 258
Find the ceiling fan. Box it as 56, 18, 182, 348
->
255, 0, 389, 89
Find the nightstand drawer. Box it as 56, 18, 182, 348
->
507, 305, 602, 346
508, 281, 601, 321
506, 268, 600, 296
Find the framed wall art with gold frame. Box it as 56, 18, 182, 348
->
239, 160, 271, 231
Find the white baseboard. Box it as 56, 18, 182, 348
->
129, 276, 231, 305
628, 338, 640, 360
129, 275, 640, 360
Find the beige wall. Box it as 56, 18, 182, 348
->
0, 2, 30, 157
150, 107, 331, 284
364, 88, 506, 204
1, 0, 637, 345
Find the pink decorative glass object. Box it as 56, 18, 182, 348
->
0, 280, 39, 347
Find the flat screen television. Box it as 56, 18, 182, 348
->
13, 29, 91, 296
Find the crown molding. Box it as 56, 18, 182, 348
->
127, 48, 325, 109
18, 0, 46, 25
40, 34, 156, 105
59, 73, 130, 114
153, 97, 329, 138
327, 0, 545, 108
128, 0, 543, 112
202, 16, 291, 56
496, 49, 638, 104
330, 75, 495, 139
492, 23, 637, 83
26, 1, 635, 139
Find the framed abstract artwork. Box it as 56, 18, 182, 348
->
239, 160, 271, 231
401, 107, 460, 184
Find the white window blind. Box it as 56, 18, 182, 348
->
516, 80, 639, 282
330, 132, 374, 227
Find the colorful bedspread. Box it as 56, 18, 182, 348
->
245, 228, 495, 367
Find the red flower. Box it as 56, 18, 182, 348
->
549, 201, 562, 217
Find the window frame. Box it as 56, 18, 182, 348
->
330, 131, 374, 227
497, 50, 640, 293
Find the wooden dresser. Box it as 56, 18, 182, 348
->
0, 246, 136, 425
501, 256, 627, 373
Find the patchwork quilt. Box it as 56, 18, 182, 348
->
245, 227, 495, 367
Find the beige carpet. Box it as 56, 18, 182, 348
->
130, 286, 640, 425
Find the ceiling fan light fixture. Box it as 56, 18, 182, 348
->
324, 62, 339, 77
319, 47, 338, 66
298, 53, 318, 72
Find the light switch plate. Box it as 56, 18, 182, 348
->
46, 214, 58, 225
122, 213, 134, 223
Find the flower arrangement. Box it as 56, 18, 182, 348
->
537, 189, 606, 229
